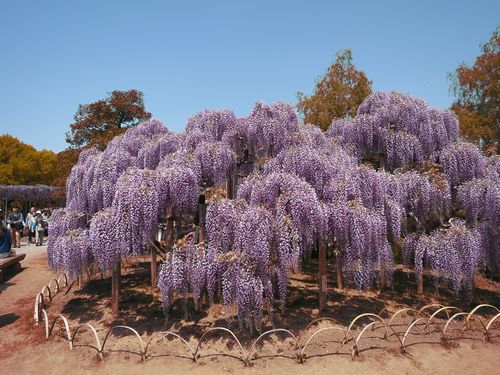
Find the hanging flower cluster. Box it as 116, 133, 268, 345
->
327, 92, 460, 170
194, 141, 236, 186
47, 208, 87, 271
403, 221, 481, 298
438, 141, 485, 188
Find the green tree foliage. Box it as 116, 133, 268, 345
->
0, 134, 58, 185
66, 89, 151, 150
450, 28, 499, 154
297, 49, 372, 131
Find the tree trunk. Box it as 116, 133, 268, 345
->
319, 240, 327, 311
336, 251, 343, 290
112, 261, 121, 319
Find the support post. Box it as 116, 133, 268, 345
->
319, 240, 327, 311
112, 260, 121, 319
336, 250, 343, 290
78, 271, 83, 288
380, 266, 386, 290
165, 204, 174, 250
417, 273, 423, 296
175, 216, 182, 241
226, 174, 234, 199
198, 194, 206, 243
151, 247, 157, 292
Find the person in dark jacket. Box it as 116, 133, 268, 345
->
0, 219, 13, 259
7, 206, 24, 248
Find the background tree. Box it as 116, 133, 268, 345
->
0, 134, 58, 185
450, 28, 499, 154
297, 49, 372, 131
66, 90, 151, 150
51, 148, 81, 201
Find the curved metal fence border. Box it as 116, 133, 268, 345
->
34, 274, 500, 366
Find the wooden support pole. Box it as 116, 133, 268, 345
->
319, 240, 327, 311
226, 173, 234, 199
78, 271, 83, 288
380, 265, 386, 290
199, 194, 206, 243
165, 204, 174, 250
232, 170, 239, 198
151, 247, 157, 292
417, 273, 423, 296
336, 251, 343, 290
112, 260, 121, 319
175, 216, 182, 241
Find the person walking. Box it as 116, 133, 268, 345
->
0, 219, 13, 259
35, 210, 46, 246
42, 209, 51, 237
7, 206, 24, 248
25, 207, 36, 244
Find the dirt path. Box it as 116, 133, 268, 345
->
0, 243, 499, 375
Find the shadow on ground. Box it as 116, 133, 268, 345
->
56, 257, 500, 343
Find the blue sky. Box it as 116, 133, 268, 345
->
0, 1, 498, 152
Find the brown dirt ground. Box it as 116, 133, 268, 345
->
1, 241, 499, 375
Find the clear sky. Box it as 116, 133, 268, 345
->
0, 0, 498, 152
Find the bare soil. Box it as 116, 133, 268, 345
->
1, 241, 499, 375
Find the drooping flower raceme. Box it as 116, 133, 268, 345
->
66, 147, 101, 213
194, 141, 236, 186
89, 208, 120, 270
137, 132, 180, 169
47, 208, 87, 271
112, 167, 160, 258
324, 200, 393, 289
403, 221, 481, 297
185, 109, 236, 142
438, 141, 485, 188
327, 92, 460, 170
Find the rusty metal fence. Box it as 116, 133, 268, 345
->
33, 274, 500, 366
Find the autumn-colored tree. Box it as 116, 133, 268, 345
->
66, 90, 151, 150
0, 134, 58, 186
450, 28, 499, 153
51, 148, 81, 201
297, 49, 372, 131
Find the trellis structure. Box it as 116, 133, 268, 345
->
0, 184, 55, 220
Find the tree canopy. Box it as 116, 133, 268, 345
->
297, 49, 372, 131
66, 90, 151, 150
51, 148, 81, 201
450, 28, 499, 153
0, 134, 58, 186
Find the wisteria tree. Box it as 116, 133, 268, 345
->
50, 92, 499, 329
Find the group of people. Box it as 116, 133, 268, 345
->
1, 206, 50, 249
25, 207, 50, 247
